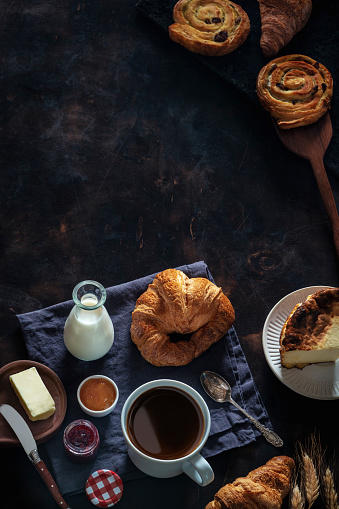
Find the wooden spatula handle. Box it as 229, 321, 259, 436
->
311, 156, 339, 259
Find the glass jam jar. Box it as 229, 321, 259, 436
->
63, 419, 100, 463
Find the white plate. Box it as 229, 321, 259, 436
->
262, 286, 339, 400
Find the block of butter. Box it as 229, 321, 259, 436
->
9, 367, 56, 421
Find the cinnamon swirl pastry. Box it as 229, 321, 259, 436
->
256, 54, 333, 129
169, 0, 250, 57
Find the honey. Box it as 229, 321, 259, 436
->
80, 377, 116, 411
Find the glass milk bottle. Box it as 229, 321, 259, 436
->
64, 280, 114, 361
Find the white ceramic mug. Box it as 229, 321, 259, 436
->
121, 379, 214, 486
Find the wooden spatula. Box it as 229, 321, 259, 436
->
274, 112, 339, 259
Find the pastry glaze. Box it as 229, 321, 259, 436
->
168, 0, 250, 57
130, 268, 234, 366
257, 0, 312, 59
205, 456, 295, 509
256, 54, 333, 129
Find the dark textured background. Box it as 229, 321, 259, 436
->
137, 0, 339, 175
0, 0, 338, 508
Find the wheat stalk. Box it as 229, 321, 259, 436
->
302, 452, 320, 508
289, 451, 304, 509
290, 483, 305, 509
294, 434, 338, 509
323, 467, 339, 509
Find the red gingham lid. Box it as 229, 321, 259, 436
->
85, 469, 123, 507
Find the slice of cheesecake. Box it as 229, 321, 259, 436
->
280, 288, 339, 369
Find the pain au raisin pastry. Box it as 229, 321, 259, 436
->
205, 456, 295, 509
256, 54, 333, 129
280, 287, 339, 369
168, 0, 250, 57
257, 0, 312, 59
130, 268, 235, 366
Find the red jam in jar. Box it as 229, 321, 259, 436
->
63, 419, 99, 463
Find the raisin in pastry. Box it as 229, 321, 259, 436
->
169, 0, 250, 57
256, 54, 333, 129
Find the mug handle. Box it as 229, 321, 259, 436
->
182, 453, 214, 486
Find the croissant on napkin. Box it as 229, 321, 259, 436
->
131, 268, 235, 366
258, 0, 312, 58
205, 455, 295, 509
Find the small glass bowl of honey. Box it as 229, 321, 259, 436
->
77, 375, 119, 417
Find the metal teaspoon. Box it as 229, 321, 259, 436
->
200, 371, 283, 447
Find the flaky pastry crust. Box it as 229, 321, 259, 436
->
256, 54, 333, 129
130, 268, 235, 366
205, 456, 295, 509
257, 0, 312, 59
168, 0, 250, 57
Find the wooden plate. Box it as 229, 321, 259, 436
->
0, 360, 67, 447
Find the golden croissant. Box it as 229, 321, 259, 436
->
257, 0, 312, 58
206, 455, 295, 509
130, 268, 235, 366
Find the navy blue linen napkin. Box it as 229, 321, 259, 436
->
17, 261, 272, 497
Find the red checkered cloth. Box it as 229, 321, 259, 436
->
85, 469, 123, 507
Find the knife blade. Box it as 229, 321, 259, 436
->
0, 404, 72, 509
0, 403, 37, 456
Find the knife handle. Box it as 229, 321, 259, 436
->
31, 454, 72, 509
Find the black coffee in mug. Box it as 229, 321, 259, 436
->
127, 386, 205, 460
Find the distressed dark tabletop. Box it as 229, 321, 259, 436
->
0, 0, 339, 508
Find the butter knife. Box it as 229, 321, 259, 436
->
0, 404, 71, 509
